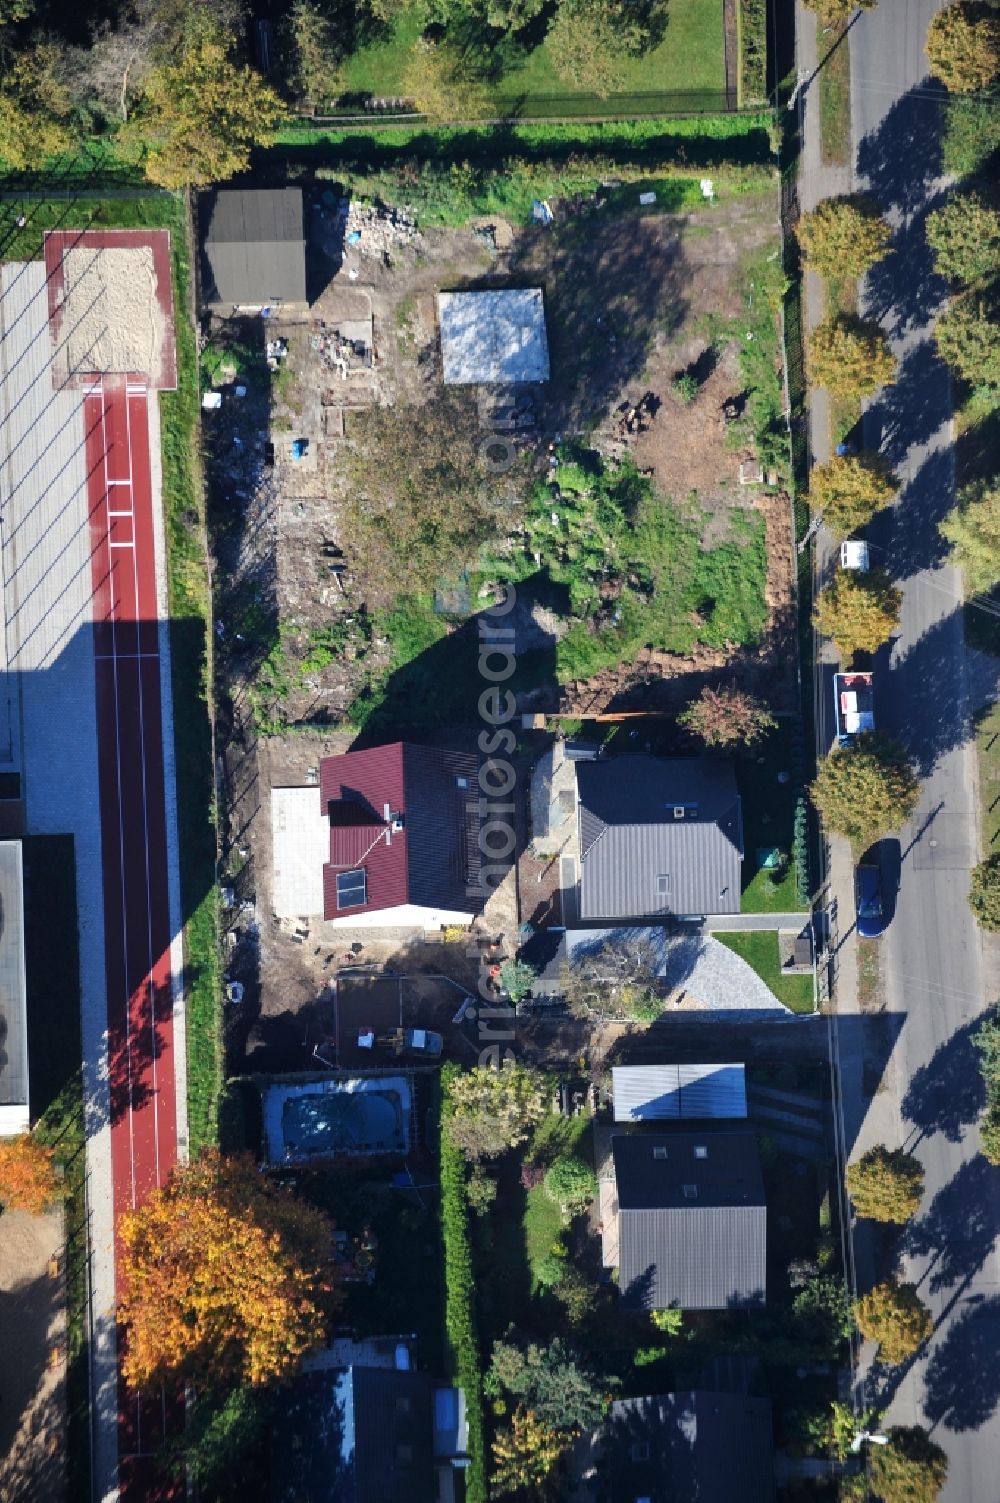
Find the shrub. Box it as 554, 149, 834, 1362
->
792, 1275, 855, 1355
448, 1061, 548, 1161
969, 852, 1000, 930
678, 684, 776, 748
0, 1133, 59, 1215
794, 797, 812, 906
467, 1170, 498, 1216
544, 1156, 597, 1213
673, 372, 699, 403
499, 958, 537, 1003
868, 1425, 948, 1503
520, 1162, 545, 1190
535, 1252, 568, 1289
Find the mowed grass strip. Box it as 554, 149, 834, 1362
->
717, 930, 814, 1012
818, 25, 851, 167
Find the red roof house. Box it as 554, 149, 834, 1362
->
318, 743, 484, 927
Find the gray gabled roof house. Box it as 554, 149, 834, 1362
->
575, 756, 743, 921
605, 1390, 775, 1503
613, 1129, 766, 1310
200, 188, 307, 312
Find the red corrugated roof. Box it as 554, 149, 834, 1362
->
320, 744, 408, 919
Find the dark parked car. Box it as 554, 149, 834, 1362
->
855, 860, 886, 938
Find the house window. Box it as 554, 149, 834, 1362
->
456, 775, 469, 788
656, 874, 671, 895
683, 1184, 698, 1198
631, 1442, 651, 1462
653, 1146, 668, 1160
694, 1145, 708, 1159
335, 868, 367, 909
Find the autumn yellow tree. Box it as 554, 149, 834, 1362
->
491, 1406, 569, 1496
0, 43, 74, 171
926, 2, 1000, 92
0, 1133, 59, 1214
121, 18, 283, 188
807, 316, 897, 398
810, 733, 919, 848
797, 195, 893, 278
814, 568, 902, 661
808, 451, 900, 538
400, 38, 488, 121
119, 1151, 336, 1388
856, 1281, 932, 1364
801, 0, 876, 22
846, 1146, 924, 1224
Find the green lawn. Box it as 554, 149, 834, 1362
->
340, 0, 726, 112
738, 722, 808, 914
523, 1114, 593, 1290
717, 931, 814, 1012
818, 25, 851, 167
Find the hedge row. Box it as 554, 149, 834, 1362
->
440, 1065, 487, 1503
739, 0, 768, 106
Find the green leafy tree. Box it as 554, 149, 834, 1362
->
972, 1006, 1000, 1088
855, 1280, 932, 1364
284, 0, 343, 105
544, 1156, 597, 1213
467, 1168, 498, 1215
488, 1337, 611, 1430
553, 1263, 602, 1326
935, 286, 1000, 390
808, 451, 900, 538
792, 1275, 855, 1355
547, 0, 662, 98
807, 315, 898, 398
500, 958, 537, 1004
926, 193, 1000, 286
868, 1425, 948, 1503
980, 1105, 1000, 1165
401, 38, 488, 120
797, 195, 893, 278
535, 1251, 568, 1289
939, 478, 1000, 593
121, 19, 283, 188
814, 568, 902, 661
810, 733, 920, 848
926, 1, 1000, 92
0, 43, 73, 170
447, 1061, 547, 1161
650, 1307, 684, 1335
678, 684, 777, 748
846, 1146, 924, 1225
969, 852, 1000, 930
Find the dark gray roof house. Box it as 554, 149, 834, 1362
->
605, 1390, 775, 1503
576, 756, 743, 920
613, 1129, 766, 1310
271, 1367, 434, 1503
200, 188, 307, 311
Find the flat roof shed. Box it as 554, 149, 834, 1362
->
612, 1064, 747, 1122
200, 188, 307, 311
0, 841, 28, 1134
438, 289, 550, 384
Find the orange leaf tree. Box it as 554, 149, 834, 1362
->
0, 1132, 59, 1214
119, 1151, 337, 1388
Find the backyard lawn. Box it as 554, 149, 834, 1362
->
340, 0, 726, 113
738, 721, 809, 914
717, 931, 814, 1013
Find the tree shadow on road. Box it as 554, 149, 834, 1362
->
867, 442, 954, 583
864, 194, 950, 342
906, 1157, 1000, 1298
855, 80, 946, 219
865, 339, 953, 474
901, 1016, 988, 1150
923, 1294, 1000, 1433
884, 608, 991, 776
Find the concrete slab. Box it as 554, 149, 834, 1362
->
271, 785, 329, 917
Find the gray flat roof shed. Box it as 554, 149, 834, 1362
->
0, 841, 28, 1134
438, 289, 550, 384
200, 188, 307, 311
612, 1064, 747, 1122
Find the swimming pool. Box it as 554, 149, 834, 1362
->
264, 1075, 412, 1164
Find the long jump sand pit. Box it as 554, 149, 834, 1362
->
44, 229, 177, 391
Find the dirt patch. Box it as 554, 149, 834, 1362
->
0, 1208, 66, 1502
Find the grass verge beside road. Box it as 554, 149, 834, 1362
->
818, 26, 851, 167
717, 931, 814, 1012
23, 836, 89, 1503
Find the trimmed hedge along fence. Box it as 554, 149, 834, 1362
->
440, 1064, 487, 1503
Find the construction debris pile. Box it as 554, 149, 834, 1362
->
613, 390, 660, 439
310, 325, 372, 379
342, 200, 418, 260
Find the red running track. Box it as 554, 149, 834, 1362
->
84, 376, 182, 1498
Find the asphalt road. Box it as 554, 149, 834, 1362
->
847, 5, 1000, 1499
